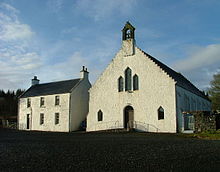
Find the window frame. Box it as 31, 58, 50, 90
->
55, 96, 60, 106
55, 113, 59, 125
27, 98, 31, 108
118, 76, 124, 92
133, 74, 139, 91
97, 110, 103, 122
40, 97, 45, 107
125, 67, 132, 91
40, 113, 44, 125
158, 107, 164, 120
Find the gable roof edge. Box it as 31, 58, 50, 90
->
136, 47, 209, 101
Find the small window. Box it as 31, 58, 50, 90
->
55, 113, 59, 125
125, 67, 132, 91
118, 76, 123, 92
55, 96, 60, 106
26, 114, 30, 129
158, 107, 164, 120
97, 110, 103, 122
133, 74, 139, 90
40, 97, 45, 107
27, 98, 31, 108
40, 113, 44, 125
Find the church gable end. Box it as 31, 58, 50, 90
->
87, 22, 210, 133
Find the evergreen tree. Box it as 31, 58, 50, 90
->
0, 89, 25, 116
208, 72, 220, 111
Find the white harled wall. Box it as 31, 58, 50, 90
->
69, 78, 91, 131
18, 75, 91, 132
18, 93, 70, 132
87, 46, 177, 133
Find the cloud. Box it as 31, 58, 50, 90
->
0, 22, 34, 41
172, 44, 220, 90
173, 44, 220, 72
35, 52, 88, 84
0, 3, 19, 14
0, 3, 42, 90
47, 0, 64, 13
61, 27, 78, 34
0, 4, 34, 41
74, 0, 137, 21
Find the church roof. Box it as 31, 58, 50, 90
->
138, 48, 210, 101
20, 78, 81, 98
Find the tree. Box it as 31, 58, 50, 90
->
208, 72, 220, 111
0, 89, 25, 116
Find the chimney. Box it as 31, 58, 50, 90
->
31, 76, 40, 86
80, 66, 89, 80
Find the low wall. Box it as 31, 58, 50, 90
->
193, 111, 216, 133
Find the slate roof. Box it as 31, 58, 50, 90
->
20, 79, 81, 98
138, 48, 210, 101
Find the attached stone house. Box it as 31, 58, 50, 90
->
86, 22, 211, 133
18, 67, 91, 132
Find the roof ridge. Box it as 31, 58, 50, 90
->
20, 78, 81, 98
36, 78, 80, 86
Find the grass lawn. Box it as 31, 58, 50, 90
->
182, 130, 220, 140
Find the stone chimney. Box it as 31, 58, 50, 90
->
80, 66, 89, 80
31, 76, 39, 86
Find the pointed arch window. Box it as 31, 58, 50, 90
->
125, 67, 132, 91
97, 110, 103, 122
133, 74, 139, 90
118, 76, 124, 92
158, 107, 164, 120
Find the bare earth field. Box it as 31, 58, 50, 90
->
0, 129, 220, 172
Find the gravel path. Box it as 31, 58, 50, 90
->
0, 129, 220, 171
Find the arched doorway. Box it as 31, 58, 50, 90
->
124, 106, 134, 129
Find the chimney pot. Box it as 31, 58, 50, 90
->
31, 76, 40, 86
80, 66, 89, 79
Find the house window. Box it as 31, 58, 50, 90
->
133, 74, 139, 90
40, 113, 44, 125
27, 98, 31, 108
55, 113, 59, 125
55, 96, 60, 106
158, 107, 164, 120
26, 114, 30, 129
125, 67, 132, 91
118, 76, 123, 92
97, 110, 103, 122
40, 97, 45, 107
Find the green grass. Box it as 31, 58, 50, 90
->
186, 130, 220, 140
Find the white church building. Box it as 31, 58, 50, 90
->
18, 67, 91, 132
86, 22, 211, 133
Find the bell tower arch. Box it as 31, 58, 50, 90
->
121, 21, 136, 56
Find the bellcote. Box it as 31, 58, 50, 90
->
121, 21, 136, 56
122, 21, 135, 40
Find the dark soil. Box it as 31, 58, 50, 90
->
0, 129, 220, 171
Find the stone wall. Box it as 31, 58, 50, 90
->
192, 111, 216, 133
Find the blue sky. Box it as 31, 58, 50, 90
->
0, 0, 220, 91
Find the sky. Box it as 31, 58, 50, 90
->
0, 0, 220, 91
